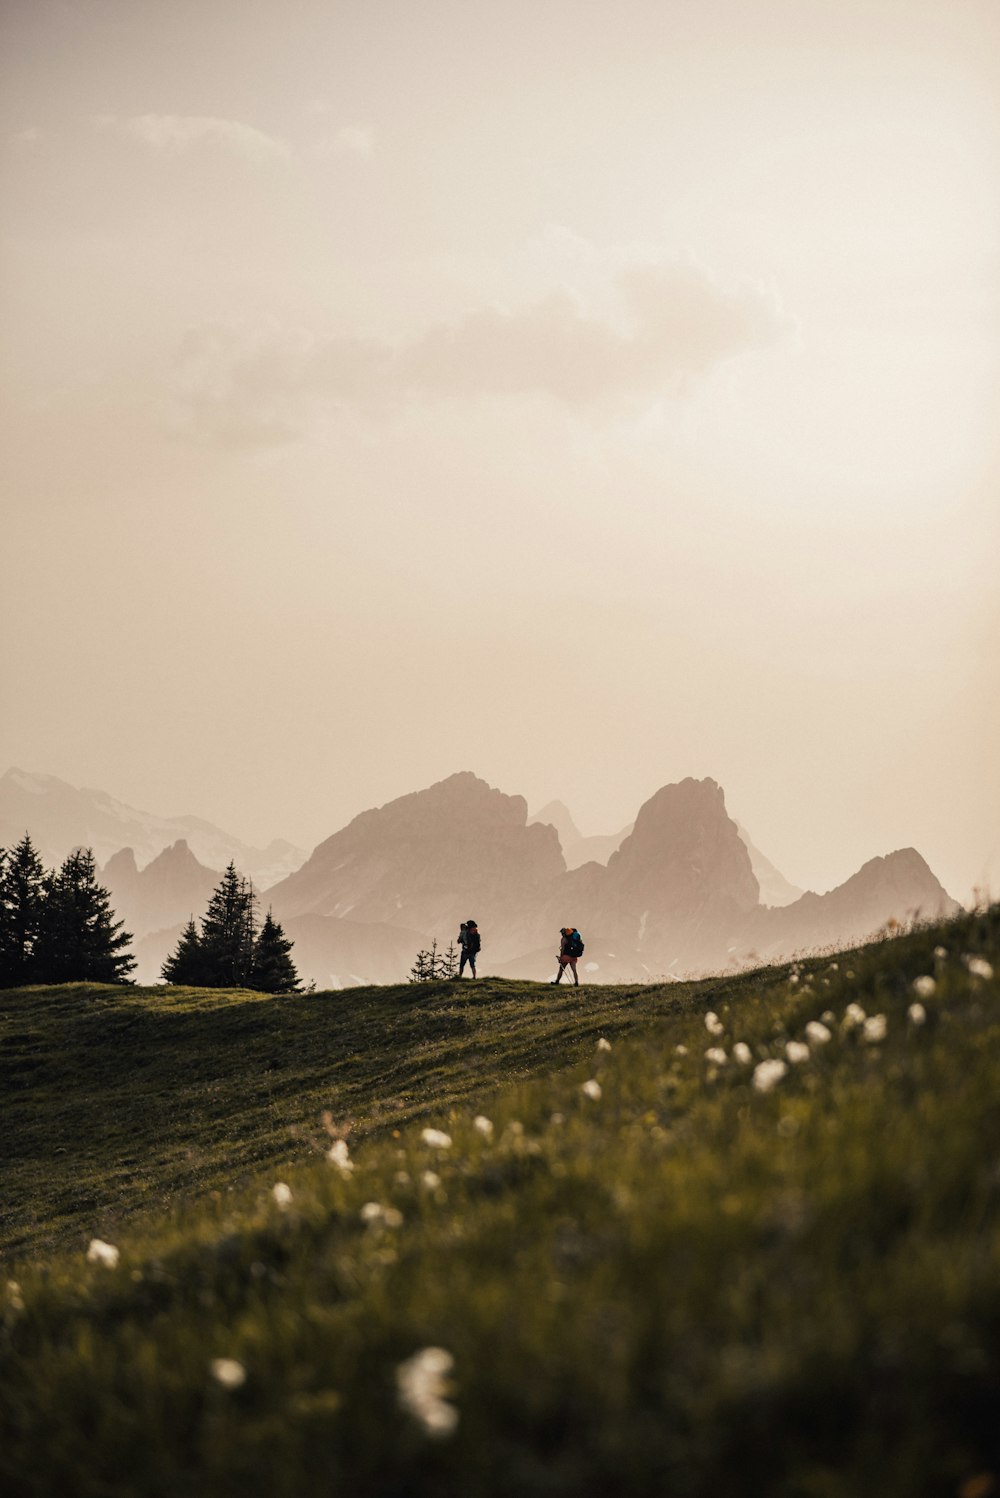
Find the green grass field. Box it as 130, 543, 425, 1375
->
2, 907, 998, 1497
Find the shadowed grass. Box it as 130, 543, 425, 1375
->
1, 907, 998, 1497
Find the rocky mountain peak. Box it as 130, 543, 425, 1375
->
611, 777, 758, 906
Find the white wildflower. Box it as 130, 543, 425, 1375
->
7, 1280, 24, 1312
86, 1239, 119, 1269
674, 1044, 688, 1057
421, 1170, 441, 1191
828, 963, 839, 972
964, 955, 994, 981
705, 1047, 727, 1065
704, 1011, 724, 1036
752, 1059, 788, 1094
581, 1079, 602, 1101
785, 1041, 810, 1064
863, 1014, 887, 1043
911, 975, 936, 999
421, 1128, 452, 1150
821, 1010, 835, 1023
843, 1002, 866, 1029
211, 1358, 247, 1389
327, 1140, 353, 1174
472, 1115, 494, 1138
272, 1181, 293, 1206
908, 1002, 927, 1026
805, 1021, 832, 1046
360, 1202, 403, 1229
934, 945, 947, 959
596, 1037, 612, 1052
396, 1346, 458, 1438
788, 973, 800, 986
732, 1042, 752, 1065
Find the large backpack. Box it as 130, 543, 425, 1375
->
467, 927, 481, 954
567, 930, 584, 957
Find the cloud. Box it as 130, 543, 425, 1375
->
98, 114, 287, 162
167, 258, 792, 445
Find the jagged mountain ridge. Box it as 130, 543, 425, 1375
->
265, 771, 958, 984
527, 800, 803, 908
527, 800, 634, 871
3, 766, 960, 987
268, 772, 563, 963
0, 768, 304, 886
100, 841, 221, 952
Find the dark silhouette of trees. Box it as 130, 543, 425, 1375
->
0, 834, 47, 986
161, 868, 301, 993
199, 862, 258, 987
0, 835, 134, 987
409, 938, 456, 982
160, 918, 205, 986
250, 910, 300, 994
35, 848, 135, 984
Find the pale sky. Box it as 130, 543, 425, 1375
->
1, 0, 998, 903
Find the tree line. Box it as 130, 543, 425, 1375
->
161, 862, 300, 993
0, 834, 300, 994
0, 833, 135, 987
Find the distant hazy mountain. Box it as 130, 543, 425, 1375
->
267, 771, 563, 963
267, 773, 958, 986
527, 797, 803, 907
3, 765, 959, 988
0, 768, 304, 886
734, 823, 803, 908
528, 800, 633, 870
101, 840, 220, 946
533, 778, 761, 975
739, 848, 959, 960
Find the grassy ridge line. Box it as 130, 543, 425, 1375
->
1, 908, 998, 1497
1, 969, 760, 1262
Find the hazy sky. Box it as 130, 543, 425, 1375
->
1, 0, 998, 902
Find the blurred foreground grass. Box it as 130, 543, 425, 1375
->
2, 907, 999, 1497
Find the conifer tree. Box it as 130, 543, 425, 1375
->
161, 917, 207, 986
0, 834, 47, 986
35, 848, 135, 985
410, 937, 449, 982
249, 910, 301, 994
199, 862, 257, 987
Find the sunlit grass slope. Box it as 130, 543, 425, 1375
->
2, 907, 999, 1498
1, 970, 743, 1262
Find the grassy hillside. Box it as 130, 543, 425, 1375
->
1, 970, 745, 1262
2, 907, 999, 1497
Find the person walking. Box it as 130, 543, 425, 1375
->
458, 919, 481, 979
552, 926, 584, 985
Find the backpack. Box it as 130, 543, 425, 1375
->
467, 927, 481, 954
567, 930, 584, 957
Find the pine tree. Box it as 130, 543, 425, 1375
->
409, 945, 433, 982
249, 910, 301, 994
0, 834, 47, 987
199, 862, 257, 987
161, 917, 207, 986
34, 848, 135, 985
410, 937, 450, 982
441, 941, 458, 979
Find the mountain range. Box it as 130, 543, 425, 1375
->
0, 769, 304, 887
0, 767, 959, 986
